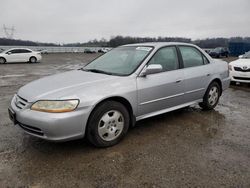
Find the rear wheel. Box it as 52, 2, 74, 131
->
87, 101, 130, 147
199, 82, 221, 110
29, 56, 37, 63
0, 57, 6, 64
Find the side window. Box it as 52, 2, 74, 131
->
14, 49, 22, 53
179, 46, 204, 68
22, 49, 31, 53
19, 49, 30, 53
9, 49, 19, 54
148, 47, 178, 72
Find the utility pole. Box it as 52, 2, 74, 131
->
3, 24, 15, 39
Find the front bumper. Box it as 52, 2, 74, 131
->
230, 71, 250, 83
9, 96, 91, 141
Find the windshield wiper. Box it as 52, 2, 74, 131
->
80, 68, 114, 75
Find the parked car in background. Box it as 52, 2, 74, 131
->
238, 51, 250, 59
229, 51, 250, 84
38, 49, 49, 54
98, 48, 111, 53
209, 47, 229, 58
203, 49, 212, 54
0, 48, 42, 64
84, 48, 96, 53
9, 42, 230, 147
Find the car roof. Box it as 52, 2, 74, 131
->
122, 42, 197, 48
7, 48, 32, 51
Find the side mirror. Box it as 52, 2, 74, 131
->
140, 64, 163, 76
6, 52, 11, 55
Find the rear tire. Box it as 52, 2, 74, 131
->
0, 57, 6, 64
29, 56, 37, 63
87, 101, 130, 147
199, 82, 221, 110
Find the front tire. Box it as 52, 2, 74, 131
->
0, 57, 6, 64
29, 56, 37, 63
87, 101, 130, 147
199, 82, 221, 110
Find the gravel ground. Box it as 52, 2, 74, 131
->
0, 54, 249, 188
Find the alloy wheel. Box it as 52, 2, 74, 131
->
208, 86, 219, 106
98, 110, 124, 141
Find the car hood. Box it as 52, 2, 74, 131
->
18, 70, 119, 102
229, 59, 250, 67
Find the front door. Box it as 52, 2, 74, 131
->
137, 46, 185, 117
6, 49, 20, 62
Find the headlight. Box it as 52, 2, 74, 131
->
31, 100, 79, 113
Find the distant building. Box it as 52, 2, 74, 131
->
229, 42, 250, 56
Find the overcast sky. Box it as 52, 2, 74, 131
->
1, 0, 250, 43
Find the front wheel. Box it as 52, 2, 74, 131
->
199, 82, 221, 110
87, 101, 130, 147
0, 57, 6, 64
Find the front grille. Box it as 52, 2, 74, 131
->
18, 122, 44, 136
234, 66, 250, 72
15, 95, 28, 109
233, 76, 250, 81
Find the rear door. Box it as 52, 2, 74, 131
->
178, 46, 212, 102
19, 49, 32, 62
136, 46, 185, 117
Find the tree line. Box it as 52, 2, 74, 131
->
1, 36, 250, 48
0, 38, 59, 47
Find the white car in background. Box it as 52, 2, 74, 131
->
98, 48, 112, 53
0, 48, 42, 64
229, 51, 250, 83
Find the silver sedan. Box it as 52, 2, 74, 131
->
9, 42, 230, 147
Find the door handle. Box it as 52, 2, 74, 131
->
176, 79, 182, 83
207, 73, 211, 76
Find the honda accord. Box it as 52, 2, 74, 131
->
9, 43, 230, 147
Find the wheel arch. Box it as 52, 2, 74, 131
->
86, 96, 136, 129
208, 78, 222, 95
0, 56, 6, 63
29, 56, 37, 61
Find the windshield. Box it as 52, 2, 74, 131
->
83, 46, 153, 76
1, 49, 9, 53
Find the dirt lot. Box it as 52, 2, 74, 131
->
0, 54, 250, 188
